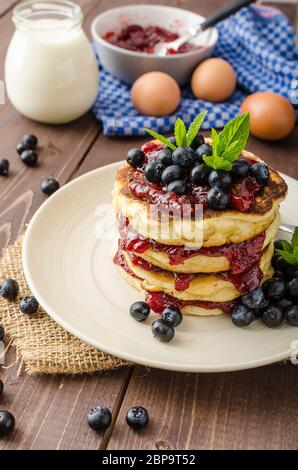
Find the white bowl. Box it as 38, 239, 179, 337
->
91, 4, 218, 85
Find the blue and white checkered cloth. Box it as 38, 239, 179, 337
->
92, 5, 298, 136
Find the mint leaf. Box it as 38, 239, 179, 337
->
291, 227, 298, 248
282, 240, 292, 252
144, 128, 177, 151
218, 113, 250, 160
275, 228, 298, 266
276, 249, 297, 265
174, 118, 187, 146
204, 155, 232, 171
211, 128, 220, 152
186, 111, 207, 147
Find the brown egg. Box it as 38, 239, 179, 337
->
191, 58, 237, 102
131, 72, 180, 116
241, 92, 296, 140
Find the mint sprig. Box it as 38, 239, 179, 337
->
276, 228, 298, 265
203, 113, 250, 171
174, 118, 187, 146
143, 129, 177, 151
185, 111, 207, 147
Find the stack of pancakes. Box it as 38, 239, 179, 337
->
113, 141, 287, 316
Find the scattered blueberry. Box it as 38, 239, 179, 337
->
0, 380, 3, 397
126, 148, 145, 168
232, 304, 254, 327
161, 305, 182, 327
206, 187, 229, 211
231, 159, 249, 180
250, 162, 269, 186
157, 148, 173, 166
262, 305, 284, 328
0, 411, 15, 437
0, 279, 19, 301
190, 133, 204, 150
16, 142, 27, 155
22, 134, 38, 148
151, 319, 174, 342
286, 277, 298, 298
126, 406, 149, 430
242, 288, 268, 311
167, 179, 187, 195
285, 305, 298, 326
277, 297, 293, 312
274, 239, 285, 251
0, 159, 9, 176
41, 178, 60, 196
161, 165, 183, 185
195, 144, 212, 161
0, 326, 4, 341
20, 149, 38, 167
271, 253, 290, 272
129, 301, 150, 322
190, 163, 210, 186
266, 278, 286, 301
19, 296, 39, 315
145, 161, 164, 183
87, 406, 112, 432
208, 170, 232, 189
286, 266, 298, 281
172, 146, 194, 168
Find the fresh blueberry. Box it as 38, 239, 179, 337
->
22, 134, 38, 148
0, 380, 3, 397
271, 253, 290, 272
0, 411, 15, 437
190, 163, 210, 186
286, 277, 298, 298
161, 305, 182, 327
262, 305, 284, 328
190, 133, 204, 150
161, 165, 183, 185
231, 160, 249, 180
277, 297, 293, 312
285, 305, 298, 326
16, 142, 27, 155
157, 148, 173, 166
126, 148, 145, 168
261, 278, 272, 295
151, 319, 175, 342
87, 406, 112, 432
242, 287, 268, 310
273, 270, 285, 280
41, 178, 60, 196
250, 162, 269, 186
0, 279, 19, 300
231, 304, 254, 327
19, 296, 39, 315
274, 239, 285, 251
206, 187, 229, 211
0, 325, 4, 341
195, 144, 212, 161
163, 136, 176, 149
266, 278, 286, 301
145, 161, 164, 183
285, 266, 298, 281
20, 149, 38, 167
167, 180, 187, 195
172, 146, 194, 168
0, 159, 9, 176
129, 301, 150, 322
208, 170, 232, 189
126, 406, 149, 430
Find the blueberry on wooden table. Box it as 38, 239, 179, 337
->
41, 178, 60, 196
22, 134, 38, 148
20, 149, 38, 167
0, 159, 9, 176
0, 325, 4, 341
129, 301, 150, 322
0, 380, 3, 397
0, 411, 15, 437
126, 406, 149, 430
151, 319, 174, 342
87, 406, 112, 432
161, 305, 182, 327
19, 296, 39, 315
0, 279, 19, 301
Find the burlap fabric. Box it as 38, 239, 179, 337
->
0, 237, 129, 375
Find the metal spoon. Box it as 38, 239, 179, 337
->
154, 0, 256, 56
279, 223, 295, 235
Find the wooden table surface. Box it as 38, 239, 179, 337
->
0, 0, 297, 451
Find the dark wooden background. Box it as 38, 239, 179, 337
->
0, 0, 297, 450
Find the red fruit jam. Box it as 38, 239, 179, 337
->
230, 176, 260, 212
102, 25, 197, 54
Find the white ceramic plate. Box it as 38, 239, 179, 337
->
23, 162, 298, 372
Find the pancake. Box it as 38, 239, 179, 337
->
112, 140, 287, 247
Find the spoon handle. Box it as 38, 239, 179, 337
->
201, 0, 256, 31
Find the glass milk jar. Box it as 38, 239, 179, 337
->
5, 0, 99, 124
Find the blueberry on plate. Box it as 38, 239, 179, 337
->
19, 296, 39, 315
208, 170, 232, 189
266, 278, 286, 301
190, 163, 210, 186
172, 146, 194, 168
0, 325, 4, 341
274, 239, 285, 251
190, 133, 204, 150
126, 148, 145, 168
129, 301, 150, 322
126, 406, 149, 430
157, 148, 173, 166
271, 253, 290, 272
0, 411, 15, 437
161, 305, 182, 327
262, 305, 284, 328
0, 159, 9, 176
0, 380, 3, 397
231, 305, 254, 327
41, 178, 60, 196
286, 266, 298, 281
161, 165, 183, 185
286, 277, 298, 298
195, 144, 212, 162
145, 161, 164, 183
206, 187, 229, 211
231, 160, 249, 180
261, 278, 273, 295
22, 134, 38, 148
151, 319, 175, 342
167, 179, 187, 195
273, 270, 285, 280
20, 149, 38, 167
163, 136, 176, 148
242, 287, 268, 310
250, 162, 269, 186
285, 305, 298, 326
0, 278, 19, 301
87, 406, 112, 432
277, 297, 293, 312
